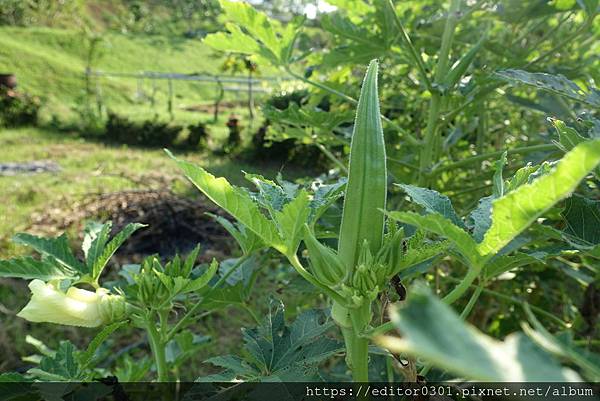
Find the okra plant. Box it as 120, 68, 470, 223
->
3, 0, 600, 385
0, 222, 262, 382
170, 60, 600, 381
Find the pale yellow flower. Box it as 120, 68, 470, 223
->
18, 280, 126, 327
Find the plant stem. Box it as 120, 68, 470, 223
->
386, 0, 432, 91
165, 254, 250, 342
349, 333, 369, 382
338, 303, 371, 382
431, 144, 557, 175
146, 316, 168, 381
419, 0, 462, 184
459, 282, 483, 319
442, 264, 480, 305
316, 143, 348, 174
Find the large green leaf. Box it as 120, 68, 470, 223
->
386, 211, 481, 266
29, 341, 83, 381
478, 140, 600, 256
168, 152, 285, 253
398, 184, 464, 228
13, 233, 84, 273
203, 0, 301, 66
496, 69, 600, 107
203, 23, 265, 57
208, 213, 265, 255
79, 321, 127, 370
321, 13, 374, 45
377, 285, 580, 381
201, 300, 342, 381
0, 256, 77, 281
263, 103, 353, 144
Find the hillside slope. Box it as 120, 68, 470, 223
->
0, 27, 229, 121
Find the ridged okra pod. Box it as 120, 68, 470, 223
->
338, 59, 387, 273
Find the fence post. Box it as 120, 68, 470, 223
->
95, 75, 104, 117
167, 78, 174, 120
248, 69, 254, 121
214, 76, 224, 123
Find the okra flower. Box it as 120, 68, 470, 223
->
18, 280, 127, 327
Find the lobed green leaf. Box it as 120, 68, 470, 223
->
398, 184, 464, 228
478, 140, 600, 256
91, 223, 146, 281
496, 69, 600, 107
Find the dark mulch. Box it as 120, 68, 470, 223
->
28, 189, 234, 263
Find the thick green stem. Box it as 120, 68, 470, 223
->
349, 333, 369, 382
336, 303, 371, 382
146, 318, 168, 381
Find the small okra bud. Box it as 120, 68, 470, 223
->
303, 225, 346, 287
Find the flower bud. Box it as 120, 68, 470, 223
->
18, 280, 127, 327
303, 226, 346, 287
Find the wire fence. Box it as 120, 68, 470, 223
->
86, 69, 296, 121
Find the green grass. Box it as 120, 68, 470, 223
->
0, 26, 277, 125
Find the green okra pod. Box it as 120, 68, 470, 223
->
338, 59, 387, 275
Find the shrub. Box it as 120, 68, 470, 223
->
104, 112, 183, 147
185, 122, 209, 149
0, 88, 40, 127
